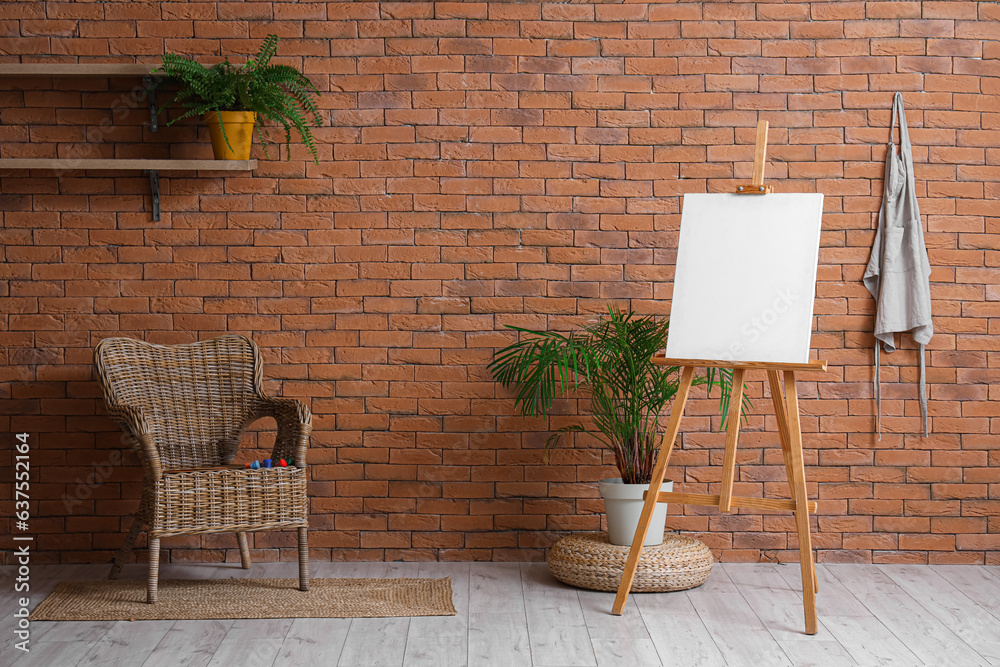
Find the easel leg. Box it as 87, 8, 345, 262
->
718, 368, 746, 512
766, 371, 794, 488
612, 366, 696, 615
782, 370, 818, 635
767, 371, 817, 596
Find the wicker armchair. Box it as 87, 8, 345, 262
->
94, 334, 311, 603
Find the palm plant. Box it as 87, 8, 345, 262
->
156, 35, 322, 162
489, 307, 749, 484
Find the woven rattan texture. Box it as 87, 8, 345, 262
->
156, 467, 308, 537
94, 335, 313, 602
547, 532, 714, 593
30, 577, 457, 621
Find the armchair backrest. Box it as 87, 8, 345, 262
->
94, 335, 264, 469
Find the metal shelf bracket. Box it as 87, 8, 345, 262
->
146, 169, 160, 221
142, 74, 158, 132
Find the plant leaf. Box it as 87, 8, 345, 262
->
489, 306, 751, 483
157, 35, 322, 163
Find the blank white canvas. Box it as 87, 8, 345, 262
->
664, 192, 824, 364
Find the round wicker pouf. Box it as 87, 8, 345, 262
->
548, 531, 714, 593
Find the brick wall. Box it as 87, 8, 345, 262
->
1, 1, 998, 566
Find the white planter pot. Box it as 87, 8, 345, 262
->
599, 478, 673, 547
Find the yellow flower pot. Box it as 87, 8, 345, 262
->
205, 111, 256, 160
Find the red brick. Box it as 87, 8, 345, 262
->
3, 0, 998, 568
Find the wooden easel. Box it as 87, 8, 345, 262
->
611, 121, 825, 635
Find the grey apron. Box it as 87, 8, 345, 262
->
863, 93, 934, 438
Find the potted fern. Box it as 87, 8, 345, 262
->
157, 35, 321, 162
489, 307, 746, 546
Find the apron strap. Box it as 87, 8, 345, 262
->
919, 343, 928, 437
874, 343, 881, 441
891, 92, 910, 152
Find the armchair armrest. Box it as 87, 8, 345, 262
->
256, 397, 312, 466
103, 403, 163, 480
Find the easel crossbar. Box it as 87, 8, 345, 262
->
651, 353, 827, 372
646, 490, 817, 514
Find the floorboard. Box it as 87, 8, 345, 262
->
722, 563, 827, 641
775, 564, 871, 618
520, 563, 596, 667
469, 562, 523, 614
776, 563, 926, 666
403, 562, 469, 667
468, 612, 531, 667
3, 564, 70, 661
819, 616, 922, 667
636, 589, 726, 667
205, 634, 282, 667
467, 562, 530, 666
273, 618, 351, 666
142, 619, 232, 667
29, 619, 116, 644
827, 564, 989, 667
311, 561, 375, 578
339, 617, 410, 667
776, 638, 858, 666
9, 637, 101, 667
5, 562, 1000, 667
682, 566, 791, 667
932, 565, 1000, 623
77, 620, 174, 666
205, 618, 290, 667
879, 564, 1000, 664
367, 562, 424, 579
578, 588, 661, 667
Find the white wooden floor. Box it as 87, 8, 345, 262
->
2, 560, 1000, 666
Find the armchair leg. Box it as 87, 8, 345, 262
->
297, 527, 309, 592
236, 532, 251, 569
109, 517, 143, 580
147, 536, 160, 604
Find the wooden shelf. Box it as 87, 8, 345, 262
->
0, 63, 161, 77
0, 158, 256, 171
0, 62, 254, 221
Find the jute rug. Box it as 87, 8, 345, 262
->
30, 578, 456, 621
